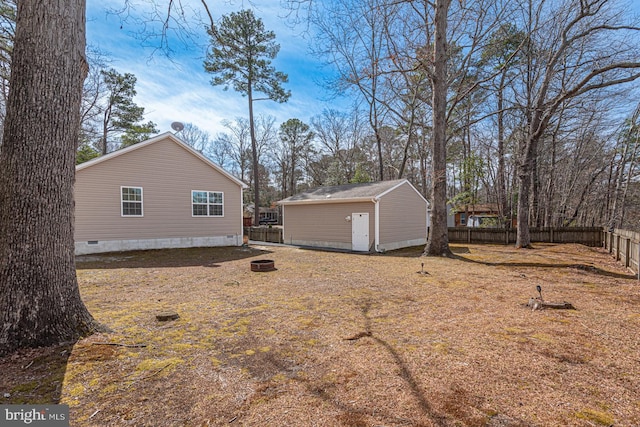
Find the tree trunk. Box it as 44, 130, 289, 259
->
0, 0, 100, 355
424, 0, 451, 257
248, 84, 260, 227
496, 71, 507, 227
374, 125, 384, 181
101, 106, 110, 156
530, 146, 540, 227
516, 123, 542, 248
290, 151, 296, 197
397, 101, 417, 180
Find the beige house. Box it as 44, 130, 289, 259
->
74, 132, 247, 255
278, 179, 430, 252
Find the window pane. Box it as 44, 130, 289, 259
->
123, 202, 142, 216
193, 204, 208, 216
209, 192, 222, 204
193, 191, 207, 203
209, 205, 223, 216
122, 187, 141, 202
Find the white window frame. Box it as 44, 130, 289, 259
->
121, 186, 143, 217
192, 190, 224, 217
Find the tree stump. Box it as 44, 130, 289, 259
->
156, 312, 179, 321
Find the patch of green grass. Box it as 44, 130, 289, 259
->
574, 408, 615, 425
135, 357, 184, 373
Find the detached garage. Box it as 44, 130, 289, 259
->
278, 179, 430, 252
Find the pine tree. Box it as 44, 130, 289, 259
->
204, 9, 290, 226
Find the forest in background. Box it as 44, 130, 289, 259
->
1, 0, 639, 231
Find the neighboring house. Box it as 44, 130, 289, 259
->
278, 179, 430, 252
453, 203, 499, 227
243, 205, 281, 226
75, 132, 247, 255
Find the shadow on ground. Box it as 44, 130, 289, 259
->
381, 244, 635, 280
0, 343, 76, 405
450, 253, 637, 280
76, 246, 272, 270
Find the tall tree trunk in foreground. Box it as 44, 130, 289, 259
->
0, 0, 100, 355
424, 0, 452, 257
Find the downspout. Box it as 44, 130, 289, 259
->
281, 205, 287, 244
240, 187, 245, 246
374, 198, 381, 252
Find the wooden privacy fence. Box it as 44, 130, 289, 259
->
246, 225, 603, 248
448, 227, 603, 247
604, 229, 640, 276
245, 226, 283, 244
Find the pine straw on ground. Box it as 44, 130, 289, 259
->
1, 243, 639, 426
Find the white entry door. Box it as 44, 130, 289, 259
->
351, 213, 370, 251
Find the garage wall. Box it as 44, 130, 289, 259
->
378, 182, 428, 251
282, 202, 375, 250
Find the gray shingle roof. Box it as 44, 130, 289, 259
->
279, 179, 407, 204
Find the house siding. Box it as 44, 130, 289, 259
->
282, 202, 375, 251
75, 137, 242, 253
378, 182, 428, 251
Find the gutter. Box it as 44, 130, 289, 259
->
278, 196, 377, 206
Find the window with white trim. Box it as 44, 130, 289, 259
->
121, 186, 143, 216
192, 191, 223, 217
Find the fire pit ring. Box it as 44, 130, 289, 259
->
250, 259, 276, 272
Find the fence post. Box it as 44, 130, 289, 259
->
609, 232, 614, 253
626, 238, 631, 268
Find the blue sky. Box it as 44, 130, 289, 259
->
86, 0, 342, 137
86, 0, 640, 138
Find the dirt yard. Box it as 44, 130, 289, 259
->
1, 243, 639, 426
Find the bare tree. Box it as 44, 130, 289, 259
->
424, 0, 453, 255
514, 0, 640, 247
310, 0, 396, 180
79, 48, 111, 148
479, 23, 526, 226
178, 122, 212, 153
0, 0, 15, 142
219, 117, 252, 183
607, 104, 640, 230
311, 108, 366, 184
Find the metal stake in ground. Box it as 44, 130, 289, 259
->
417, 262, 429, 275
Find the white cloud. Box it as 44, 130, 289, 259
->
86, 0, 346, 138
